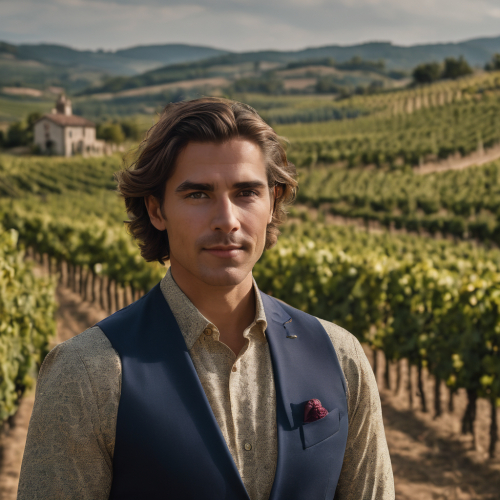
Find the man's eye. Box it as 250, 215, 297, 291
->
187, 192, 207, 199
240, 190, 258, 197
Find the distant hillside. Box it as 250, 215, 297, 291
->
78, 35, 500, 97
1, 35, 499, 94
0, 41, 229, 92
199, 36, 500, 70
114, 44, 228, 65
0, 41, 228, 75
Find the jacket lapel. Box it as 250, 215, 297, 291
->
260, 290, 349, 500
155, 286, 251, 499
100, 284, 251, 500
259, 292, 295, 428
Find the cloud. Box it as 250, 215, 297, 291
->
0, 0, 499, 51
489, 7, 500, 19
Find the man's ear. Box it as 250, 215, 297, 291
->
145, 195, 167, 231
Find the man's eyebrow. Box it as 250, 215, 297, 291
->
175, 181, 215, 193
233, 181, 267, 190
175, 180, 267, 193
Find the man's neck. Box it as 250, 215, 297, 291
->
169, 262, 256, 355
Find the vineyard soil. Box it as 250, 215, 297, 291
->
415, 143, 500, 175
374, 352, 500, 500
292, 205, 496, 247
0, 282, 499, 499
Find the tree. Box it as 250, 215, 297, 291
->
120, 120, 142, 141
315, 76, 343, 94
97, 123, 125, 144
485, 54, 500, 71
6, 122, 28, 147
25, 112, 42, 143
412, 62, 442, 84
232, 75, 284, 94
442, 56, 473, 80
26, 112, 42, 131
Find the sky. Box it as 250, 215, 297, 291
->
1, 0, 500, 52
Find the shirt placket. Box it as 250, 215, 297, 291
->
201, 321, 263, 477
229, 325, 258, 471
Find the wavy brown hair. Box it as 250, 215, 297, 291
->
116, 97, 298, 264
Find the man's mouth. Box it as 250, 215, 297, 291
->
203, 245, 243, 258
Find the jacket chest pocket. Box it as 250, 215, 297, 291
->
300, 407, 341, 449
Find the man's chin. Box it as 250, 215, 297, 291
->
196, 265, 250, 287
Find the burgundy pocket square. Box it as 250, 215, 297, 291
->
303, 399, 328, 423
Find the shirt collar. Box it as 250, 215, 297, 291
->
160, 267, 268, 350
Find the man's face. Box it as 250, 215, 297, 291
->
147, 138, 273, 287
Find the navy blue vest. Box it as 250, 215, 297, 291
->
97, 283, 348, 500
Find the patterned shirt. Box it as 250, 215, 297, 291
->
18, 268, 394, 499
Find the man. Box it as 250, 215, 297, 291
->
18, 97, 394, 499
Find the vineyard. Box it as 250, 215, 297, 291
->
276, 72, 500, 169
244, 71, 500, 125
0, 155, 119, 197
296, 159, 500, 242
1, 70, 500, 480
256, 223, 500, 456
0, 149, 498, 457
0, 226, 56, 426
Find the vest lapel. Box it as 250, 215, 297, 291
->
260, 291, 348, 500
99, 284, 250, 500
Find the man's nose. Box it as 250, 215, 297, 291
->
210, 196, 241, 233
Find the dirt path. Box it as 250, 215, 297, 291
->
291, 205, 495, 250
376, 356, 500, 499
0, 284, 107, 500
0, 284, 499, 499
415, 144, 500, 175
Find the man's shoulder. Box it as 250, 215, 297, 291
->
42, 325, 121, 382
52, 325, 116, 357
313, 317, 372, 391
314, 317, 362, 366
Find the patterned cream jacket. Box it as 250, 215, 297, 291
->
18, 268, 395, 500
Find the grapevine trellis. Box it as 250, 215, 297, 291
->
278, 89, 500, 170
0, 228, 56, 430
296, 159, 500, 244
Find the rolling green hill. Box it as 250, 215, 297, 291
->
0, 41, 228, 75
2, 35, 500, 95
0, 41, 229, 92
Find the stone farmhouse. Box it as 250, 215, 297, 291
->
34, 95, 105, 157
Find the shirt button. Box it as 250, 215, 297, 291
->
244, 443, 252, 451
204, 328, 213, 336
232, 366, 237, 372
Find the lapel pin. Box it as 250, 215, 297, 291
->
286, 335, 298, 339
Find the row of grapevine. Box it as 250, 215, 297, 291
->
295, 160, 500, 242
0, 154, 120, 197
330, 70, 500, 117
0, 227, 56, 426
277, 91, 500, 169
2, 208, 165, 295
255, 223, 500, 456
0, 155, 166, 303
229, 72, 500, 128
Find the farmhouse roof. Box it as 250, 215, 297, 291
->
40, 113, 95, 128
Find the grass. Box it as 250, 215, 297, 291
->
0, 96, 53, 124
